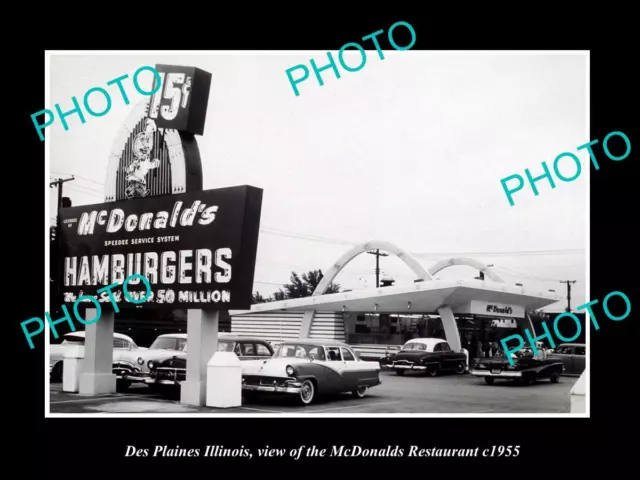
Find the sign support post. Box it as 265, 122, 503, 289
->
181, 309, 219, 406
79, 309, 117, 395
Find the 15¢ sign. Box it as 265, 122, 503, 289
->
148, 64, 212, 135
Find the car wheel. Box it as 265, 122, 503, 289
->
242, 391, 258, 403
428, 366, 439, 377
395, 369, 405, 376
51, 362, 63, 383
484, 377, 495, 385
352, 386, 367, 398
299, 379, 316, 405
550, 371, 560, 383
455, 362, 466, 374
521, 374, 534, 386
116, 380, 131, 392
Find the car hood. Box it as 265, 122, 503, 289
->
117, 349, 184, 370
155, 355, 270, 372
242, 356, 310, 377
156, 355, 187, 369
120, 349, 183, 361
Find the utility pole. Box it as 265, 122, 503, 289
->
50, 176, 74, 214
49, 177, 74, 326
367, 249, 388, 288
560, 280, 577, 312
474, 264, 493, 281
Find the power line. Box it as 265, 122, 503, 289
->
260, 226, 584, 257
51, 172, 104, 188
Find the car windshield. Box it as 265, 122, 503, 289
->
150, 337, 187, 351
62, 336, 84, 345
401, 342, 427, 351
275, 344, 326, 360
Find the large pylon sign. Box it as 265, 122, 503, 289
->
104, 64, 212, 202
59, 64, 263, 311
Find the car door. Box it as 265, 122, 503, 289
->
255, 342, 274, 359
237, 342, 259, 360
432, 343, 445, 368
322, 346, 348, 393
439, 342, 458, 369
340, 347, 379, 389
572, 345, 586, 374
554, 345, 574, 373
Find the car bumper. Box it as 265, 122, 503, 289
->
242, 383, 302, 394
469, 369, 522, 378
393, 363, 427, 370
117, 373, 150, 383
145, 378, 183, 386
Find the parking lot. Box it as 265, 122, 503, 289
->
49, 370, 575, 414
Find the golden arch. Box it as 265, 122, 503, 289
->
427, 257, 505, 283
312, 240, 432, 296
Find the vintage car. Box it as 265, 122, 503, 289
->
241, 339, 382, 405
146, 335, 274, 392
391, 338, 467, 376
547, 343, 585, 375
469, 344, 564, 385
115, 333, 188, 387
49, 331, 147, 386
379, 346, 400, 369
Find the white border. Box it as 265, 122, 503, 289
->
44, 50, 590, 418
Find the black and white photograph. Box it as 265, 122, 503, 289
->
45, 50, 590, 417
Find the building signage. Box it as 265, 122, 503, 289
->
58, 185, 262, 310
464, 300, 524, 319
490, 318, 518, 328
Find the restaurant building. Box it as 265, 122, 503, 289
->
227, 240, 562, 362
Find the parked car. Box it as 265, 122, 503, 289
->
547, 343, 585, 375
241, 339, 381, 405
49, 331, 147, 385
115, 333, 188, 386
469, 344, 564, 385
379, 346, 399, 369
392, 338, 467, 376
146, 335, 274, 393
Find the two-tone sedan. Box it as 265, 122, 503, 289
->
392, 338, 467, 376
241, 339, 381, 405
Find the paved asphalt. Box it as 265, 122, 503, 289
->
49, 370, 576, 414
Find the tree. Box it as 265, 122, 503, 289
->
283, 269, 340, 298
252, 291, 267, 304
252, 269, 340, 304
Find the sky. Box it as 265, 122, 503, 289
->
47, 51, 588, 312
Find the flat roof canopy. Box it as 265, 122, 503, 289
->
237, 279, 561, 315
